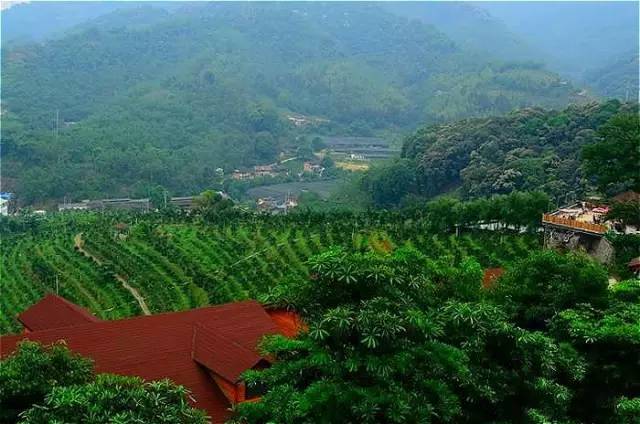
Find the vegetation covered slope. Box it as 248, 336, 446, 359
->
363, 101, 636, 206
585, 53, 640, 100
1, 3, 584, 204
0, 200, 545, 335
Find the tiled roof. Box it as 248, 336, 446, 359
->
18, 294, 100, 331
192, 325, 266, 383
482, 267, 504, 289
1, 299, 289, 423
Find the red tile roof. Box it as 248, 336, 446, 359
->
482, 267, 504, 289
192, 324, 266, 383
1, 298, 294, 423
18, 294, 100, 332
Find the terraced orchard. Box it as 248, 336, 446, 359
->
0, 216, 541, 334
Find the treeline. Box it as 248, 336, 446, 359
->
0, 191, 553, 239
363, 101, 639, 206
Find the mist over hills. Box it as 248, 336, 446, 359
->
2, 2, 590, 204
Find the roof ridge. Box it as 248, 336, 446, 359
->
8, 299, 263, 338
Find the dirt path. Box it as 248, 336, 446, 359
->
119, 277, 151, 315
74, 233, 102, 265
74, 233, 151, 315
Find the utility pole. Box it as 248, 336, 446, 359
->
55, 274, 59, 294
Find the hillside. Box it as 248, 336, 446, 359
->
1, 3, 585, 205
585, 53, 640, 101
395, 100, 637, 203
479, 1, 639, 82
0, 205, 545, 335
383, 2, 541, 64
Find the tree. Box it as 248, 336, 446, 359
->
361, 159, 417, 207
235, 248, 583, 424
493, 250, 609, 330
312, 136, 327, 152
606, 201, 640, 227
254, 132, 279, 163
582, 113, 640, 194
550, 279, 640, 422
19, 374, 209, 424
296, 142, 315, 161
0, 341, 93, 423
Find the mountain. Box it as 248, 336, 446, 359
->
2, 3, 585, 205
479, 1, 639, 82
584, 53, 640, 101
383, 2, 541, 64
365, 100, 637, 206
0, 1, 180, 44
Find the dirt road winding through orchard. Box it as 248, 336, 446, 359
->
74, 233, 151, 315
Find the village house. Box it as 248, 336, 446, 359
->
542, 195, 639, 264
303, 161, 324, 175
253, 164, 279, 177
1, 295, 303, 423
256, 195, 298, 215
59, 198, 151, 212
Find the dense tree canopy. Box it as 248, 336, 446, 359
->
0, 341, 208, 424
235, 247, 635, 423
582, 112, 640, 195
1, 3, 585, 205
366, 101, 638, 206
0, 341, 93, 423
19, 374, 208, 424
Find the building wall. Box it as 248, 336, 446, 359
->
543, 226, 614, 264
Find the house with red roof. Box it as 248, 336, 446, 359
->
0, 294, 303, 423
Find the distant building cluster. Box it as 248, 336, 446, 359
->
232, 163, 283, 180
256, 195, 298, 215
57, 194, 228, 213
59, 198, 152, 212
322, 136, 400, 160
231, 161, 325, 181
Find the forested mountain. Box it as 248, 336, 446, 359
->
364, 101, 638, 206
1, 2, 585, 204
383, 2, 541, 64
480, 1, 639, 92
0, 1, 179, 44
585, 53, 640, 100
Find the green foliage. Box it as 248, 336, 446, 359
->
582, 113, 640, 194
0, 207, 542, 335
550, 280, 640, 422
2, 3, 583, 203
237, 248, 587, 423
606, 201, 640, 228
361, 160, 418, 208
607, 233, 640, 279
615, 397, 640, 424
391, 101, 637, 204
0, 341, 93, 423
19, 374, 208, 424
493, 250, 609, 330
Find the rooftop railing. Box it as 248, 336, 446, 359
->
542, 213, 607, 234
